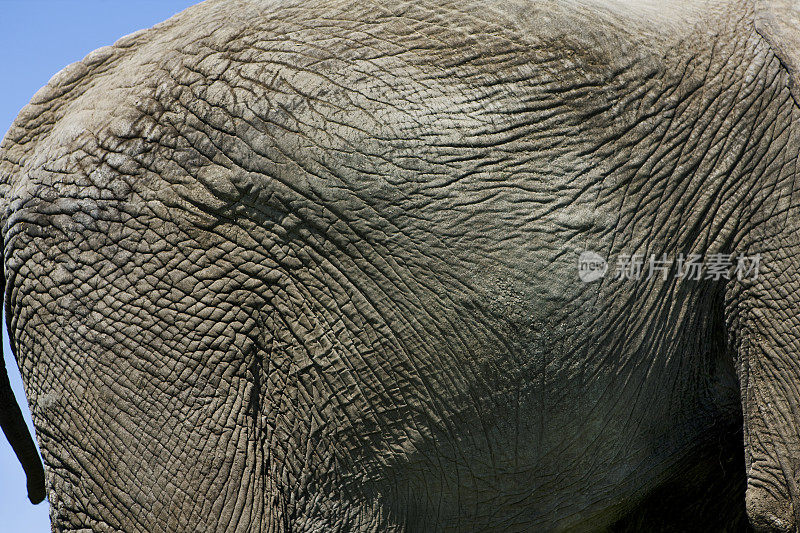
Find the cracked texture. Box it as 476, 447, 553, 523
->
2, 0, 800, 531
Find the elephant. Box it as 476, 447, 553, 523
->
7, 0, 800, 530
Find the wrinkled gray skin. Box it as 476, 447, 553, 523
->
5, 0, 800, 531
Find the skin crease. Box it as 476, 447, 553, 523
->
3, 0, 800, 531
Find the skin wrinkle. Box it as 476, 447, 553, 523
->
2, 0, 800, 531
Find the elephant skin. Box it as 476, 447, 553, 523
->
3, 0, 800, 531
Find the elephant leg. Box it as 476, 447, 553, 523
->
729, 238, 800, 532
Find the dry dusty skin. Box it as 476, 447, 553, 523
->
3, 0, 800, 531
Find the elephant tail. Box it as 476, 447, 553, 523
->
0, 233, 45, 504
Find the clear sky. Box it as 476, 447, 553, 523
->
0, 2, 199, 530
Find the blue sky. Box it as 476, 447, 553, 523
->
0, 2, 198, 530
